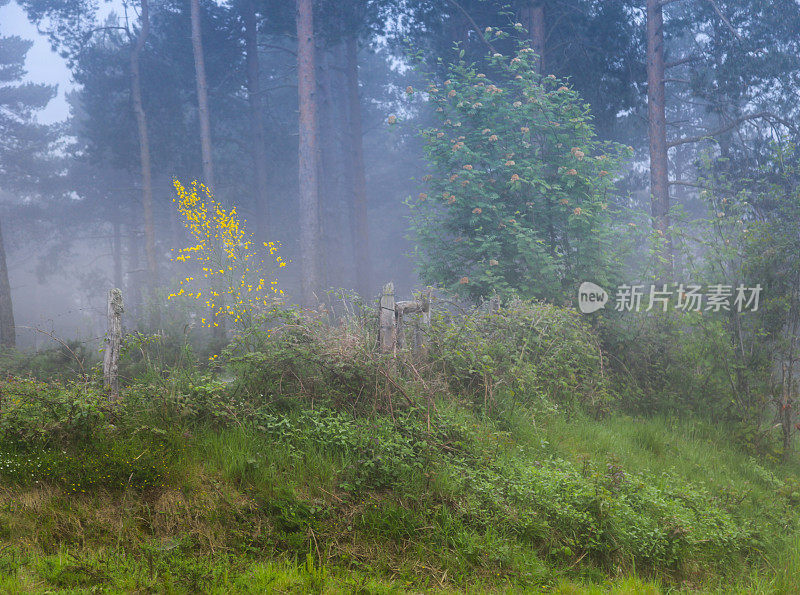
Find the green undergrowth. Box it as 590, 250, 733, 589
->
0, 380, 799, 592
1, 302, 800, 592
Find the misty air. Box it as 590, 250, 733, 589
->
1, 0, 800, 591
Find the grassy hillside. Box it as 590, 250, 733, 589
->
1, 302, 799, 593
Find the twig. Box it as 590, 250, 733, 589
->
444, 0, 498, 54
318, 487, 344, 503
378, 368, 416, 408
18, 325, 86, 380
706, 0, 742, 41
667, 112, 796, 148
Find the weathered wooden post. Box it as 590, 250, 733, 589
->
396, 306, 405, 350
380, 283, 433, 356
414, 287, 432, 355
104, 288, 124, 401
379, 282, 396, 353
489, 294, 500, 314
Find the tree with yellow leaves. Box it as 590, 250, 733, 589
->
169, 179, 284, 331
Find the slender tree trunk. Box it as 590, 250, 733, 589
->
646, 0, 672, 278
0, 218, 16, 349
190, 0, 223, 336
520, 1, 545, 73
113, 218, 123, 289
190, 0, 215, 192
296, 0, 320, 305
318, 43, 350, 289
126, 225, 142, 324
316, 47, 333, 289
345, 35, 370, 297
130, 0, 158, 324
783, 288, 800, 459
244, 0, 269, 239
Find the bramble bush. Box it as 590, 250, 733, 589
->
427, 299, 611, 415
221, 305, 403, 411
0, 377, 106, 445
0, 376, 172, 492
217, 293, 611, 420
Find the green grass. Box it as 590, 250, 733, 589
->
1, 373, 800, 592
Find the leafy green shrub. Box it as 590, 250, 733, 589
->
410, 44, 631, 301
215, 298, 610, 419
118, 325, 215, 388
0, 377, 107, 445
0, 376, 175, 492
413, 428, 764, 575
254, 408, 428, 492
0, 342, 95, 381
599, 310, 771, 425
222, 307, 407, 413
428, 299, 611, 414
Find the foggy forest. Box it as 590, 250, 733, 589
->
2, 0, 800, 591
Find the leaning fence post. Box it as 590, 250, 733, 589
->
104, 288, 124, 401
379, 282, 396, 353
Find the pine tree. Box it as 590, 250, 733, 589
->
296, 0, 320, 305
0, 18, 58, 347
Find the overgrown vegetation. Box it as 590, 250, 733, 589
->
2, 300, 800, 593
3, 35, 800, 594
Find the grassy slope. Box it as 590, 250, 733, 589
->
1, 389, 800, 593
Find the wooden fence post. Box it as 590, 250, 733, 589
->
379, 282, 396, 353
104, 288, 124, 401
415, 287, 432, 355
396, 306, 405, 350
380, 283, 433, 356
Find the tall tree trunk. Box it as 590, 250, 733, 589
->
296, 0, 320, 305
520, 1, 545, 73
450, 8, 470, 46
345, 35, 370, 297
646, 0, 672, 278
244, 0, 270, 239
318, 44, 350, 289
0, 218, 16, 349
190, 0, 216, 192
190, 0, 223, 336
130, 0, 158, 324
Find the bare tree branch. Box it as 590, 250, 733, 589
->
669, 179, 711, 190
665, 55, 701, 69
667, 112, 796, 148
444, 0, 498, 55
258, 43, 296, 57
706, 0, 743, 41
